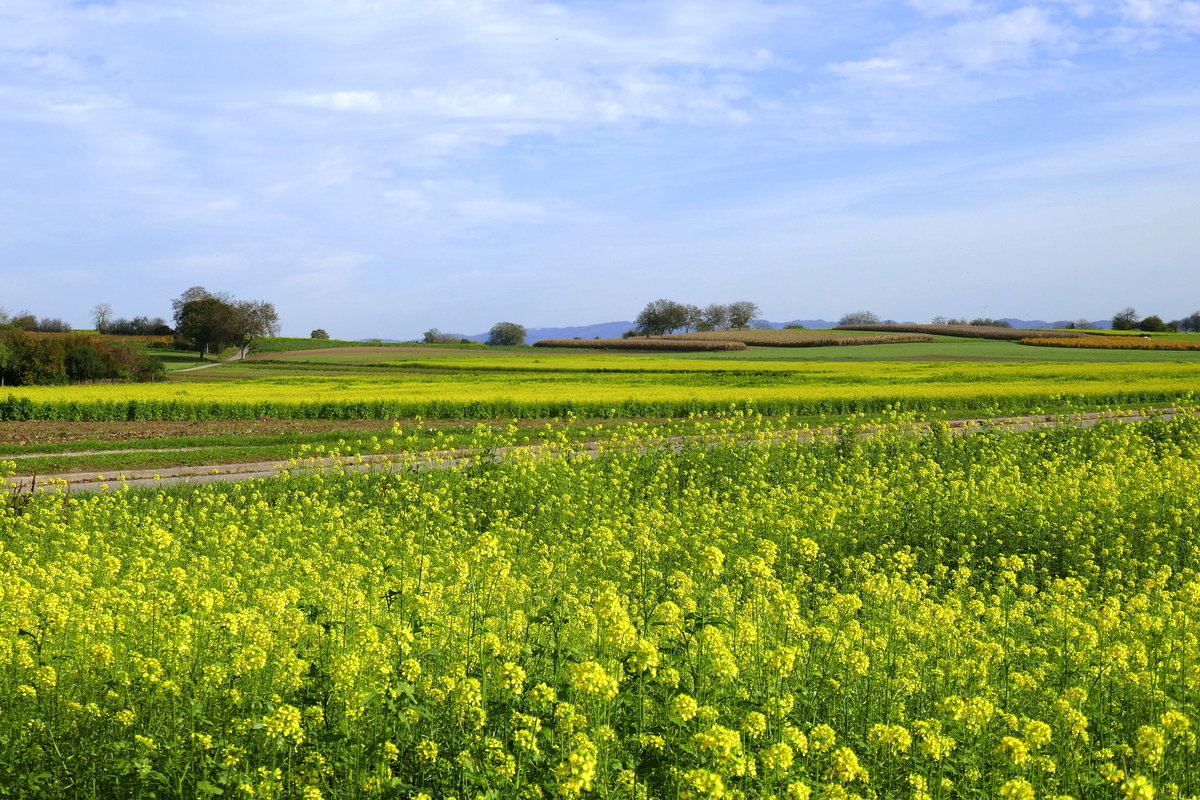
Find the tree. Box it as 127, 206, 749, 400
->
37, 318, 72, 332
230, 300, 280, 351
635, 299, 689, 336
931, 316, 948, 325
172, 287, 278, 357
177, 296, 236, 357
488, 321, 526, 346
92, 303, 113, 333
310, 329, 330, 339
838, 311, 880, 326
727, 301, 760, 330
1178, 311, 1200, 333
683, 304, 703, 333
1138, 315, 1167, 333
1111, 307, 1139, 331
699, 304, 729, 332
423, 328, 460, 344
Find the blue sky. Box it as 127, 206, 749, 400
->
2, 0, 1198, 338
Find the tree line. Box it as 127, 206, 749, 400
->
1111, 307, 1200, 333
0, 286, 280, 385
629, 299, 761, 336
0, 319, 164, 386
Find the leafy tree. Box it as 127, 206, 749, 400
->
635, 299, 689, 336
1111, 307, 1139, 331
727, 301, 760, 329
108, 316, 172, 336
931, 316, 948, 325
699, 304, 729, 332
1138, 315, 1167, 333
172, 287, 279, 357
1178, 311, 1200, 333
177, 297, 235, 357
488, 321, 526, 346
65, 345, 107, 381
13, 313, 38, 331
683, 304, 703, 333
970, 318, 1012, 328
838, 311, 880, 326
424, 328, 461, 344
230, 300, 280, 351
310, 329, 330, 339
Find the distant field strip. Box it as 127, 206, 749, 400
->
1023, 335, 1200, 351
533, 338, 748, 352
665, 329, 934, 346
838, 323, 1086, 340
2, 359, 1197, 419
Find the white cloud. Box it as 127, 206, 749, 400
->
907, 0, 981, 17
941, 7, 1072, 69
288, 91, 383, 113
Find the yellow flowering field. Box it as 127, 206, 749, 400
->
2, 412, 1199, 798
2, 358, 1199, 420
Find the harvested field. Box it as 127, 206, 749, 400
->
0, 418, 398, 446
533, 337, 747, 351
837, 323, 1087, 341
1022, 335, 1200, 351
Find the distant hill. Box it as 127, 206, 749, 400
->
395, 318, 1111, 343
458, 321, 638, 344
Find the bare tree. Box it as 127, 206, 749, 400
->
92, 303, 113, 333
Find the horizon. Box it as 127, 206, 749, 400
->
4, 1, 1199, 338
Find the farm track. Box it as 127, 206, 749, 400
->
5, 408, 1178, 494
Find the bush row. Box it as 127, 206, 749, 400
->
0, 329, 165, 386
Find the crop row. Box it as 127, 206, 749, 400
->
1022, 336, 1200, 351
0, 384, 1194, 422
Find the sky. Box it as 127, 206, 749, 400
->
2, 0, 1199, 339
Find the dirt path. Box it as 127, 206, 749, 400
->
174, 348, 247, 372
5, 408, 1176, 495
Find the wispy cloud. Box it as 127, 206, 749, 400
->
2, 1, 1199, 335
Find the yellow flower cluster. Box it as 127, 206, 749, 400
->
2, 410, 1200, 798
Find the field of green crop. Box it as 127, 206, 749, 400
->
3, 412, 1199, 798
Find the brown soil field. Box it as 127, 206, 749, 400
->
0, 419, 397, 446
244, 346, 507, 360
